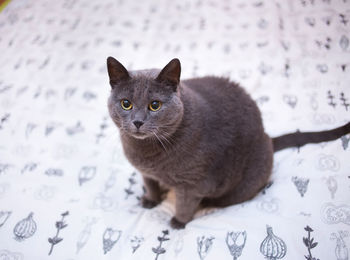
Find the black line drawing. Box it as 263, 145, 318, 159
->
25, 123, 37, 139
0, 249, 23, 260
291, 176, 309, 197
325, 176, 338, 199
284, 60, 290, 77
258, 62, 272, 75
311, 113, 335, 125
0, 113, 10, 130
197, 235, 214, 260
327, 90, 337, 108
283, 94, 297, 108
340, 64, 348, 72
303, 226, 320, 260
16, 86, 28, 96
66, 121, 84, 135
315, 37, 331, 50
130, 235, 144, 253
125, 172, 137, 199
260, 225, 287, 260
64, 87, 77, 100
173, 230, 187, 257
45, 89, 56, 99
96, 116, 108, 144
78, 166, 97, 186
280, 40, 290, 51
0, 211, 12, 228
0, 164, 12, 175
255, 96, 270, 106
257, 18, 268, 29
256, 197, 279, 213
76, 218, 98, 254
316, 64, 328, 73
92, 192, 116, 211
45, 122, 61, 136
330, 230, 349, 260
226, 231, 247, 260
341, 135, 350, 150
317, 154, 340, 172
34, 185, 56, 201
305, 17, 316, 26
0, 84, 12, 94
45, 168, 64, 177
146, 209, 172, 225
104, 170, 117, 192
340, 92, 349, 111
13, 212, 37, 241
308, 93, 318, 111
152, 230, 170, 260
48, 211, 69, 255
103, 228, 122, 254
82, 91, 97, 101
339, 14, 349, 26
322, 16, 332, 26
300, 212, 312, 217
340, 35, 349, 51
21, 162, 38, 174
321, 203, 350, 225
33, 86, 42, 99
262, 181, 273, 195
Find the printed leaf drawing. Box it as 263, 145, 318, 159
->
48, 211, 69, 255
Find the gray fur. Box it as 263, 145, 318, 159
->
106, 57, 349, 229
107, 57, 272, 229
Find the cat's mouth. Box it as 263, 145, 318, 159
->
130, 130, 150, 140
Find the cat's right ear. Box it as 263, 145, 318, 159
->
107, 57, 130, 88
156, 58, 181, 90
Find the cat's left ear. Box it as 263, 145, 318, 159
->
107, 57, 130, 88
156, 58, 181, 89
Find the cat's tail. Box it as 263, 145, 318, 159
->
272, 122, 350, 152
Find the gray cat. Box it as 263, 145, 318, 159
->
106, 57, 350, 229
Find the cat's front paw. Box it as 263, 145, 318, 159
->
141, 196, 159, 209
170, 217, 186, 229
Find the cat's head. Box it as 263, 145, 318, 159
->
107, 57, 184, 140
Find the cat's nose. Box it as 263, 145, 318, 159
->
133, 120, 144, 129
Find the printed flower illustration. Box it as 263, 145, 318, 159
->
152, 230, 170, 260
331, 230, 349, 260
48, 211, 69, 255
103, 228, 122, 254
226, 231, 247, 260
197, 235, 215, 260
130, 236, 144, 253
0, 211, 11, 228
303, 225, 320, 260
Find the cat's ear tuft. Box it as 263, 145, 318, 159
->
107, 57, 130, 88
156, 58, 181, 88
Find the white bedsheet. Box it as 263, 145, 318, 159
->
0, 0, 349, 259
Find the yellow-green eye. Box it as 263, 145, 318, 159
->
149, 101, 162, 111
121, 99, 133, 110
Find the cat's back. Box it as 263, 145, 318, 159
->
182, 76, 252, 107
181, 76, 261, 126
176, 76, 265, 166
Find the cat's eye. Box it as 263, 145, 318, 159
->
121, 99, 133, 110
149, 101, 162, 112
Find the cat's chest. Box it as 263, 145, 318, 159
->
122, 141, 192, 185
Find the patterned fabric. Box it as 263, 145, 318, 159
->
0, 0, 349, 259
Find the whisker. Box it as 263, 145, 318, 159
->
152, 130, 168, 154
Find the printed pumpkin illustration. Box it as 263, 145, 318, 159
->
13, 212, 37, 241
260, 225, 287, 260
